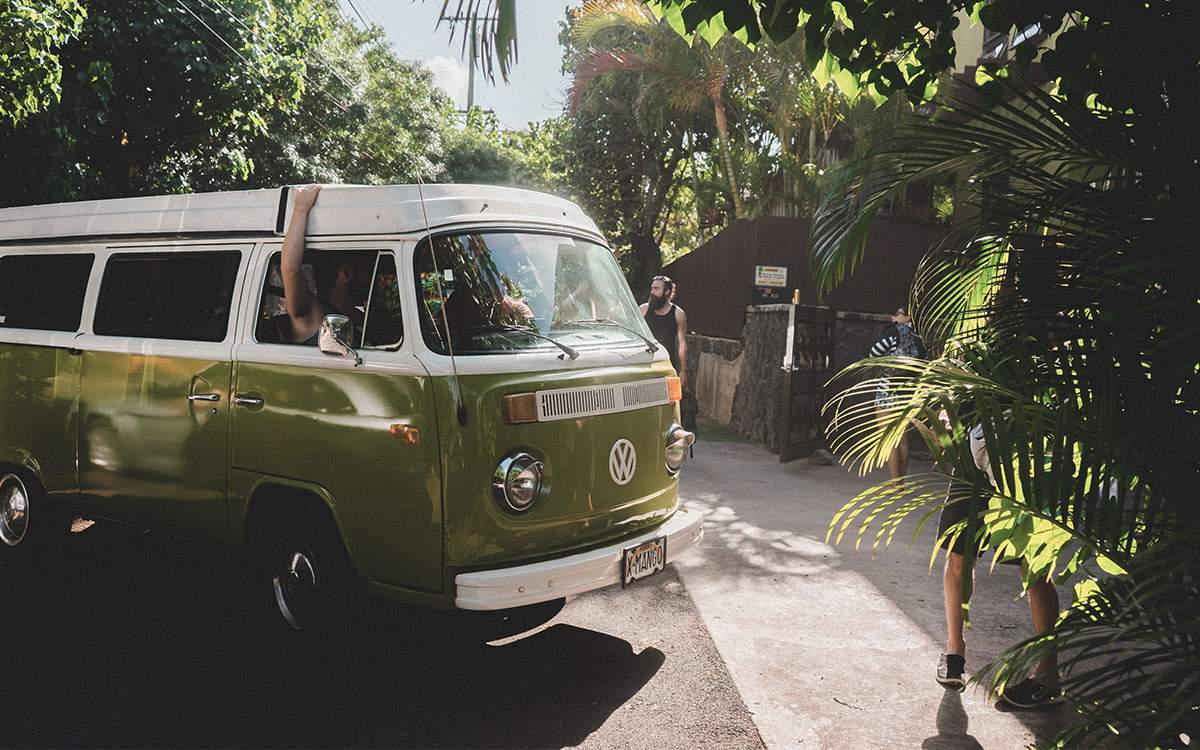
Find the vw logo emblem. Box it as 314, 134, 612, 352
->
609, 439, 637, 486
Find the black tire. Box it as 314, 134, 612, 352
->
254, 508, 359, 635
0, 470, 71, 564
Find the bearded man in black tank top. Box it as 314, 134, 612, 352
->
639, 275, 689, 391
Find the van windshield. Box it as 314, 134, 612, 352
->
415, 232, 654, 355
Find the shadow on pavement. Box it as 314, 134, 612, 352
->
1, 522, 664, 748
677, 444, 1073, 747
921, 689, 985, 749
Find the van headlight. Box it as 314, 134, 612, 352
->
493, 452, 544, 513
665, 424, 695, 475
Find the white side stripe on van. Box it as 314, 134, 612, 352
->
535, 378, 670, 422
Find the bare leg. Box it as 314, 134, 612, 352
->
896, 432, 910, 478
1027, 578, 1060, 686
944, 552, 973, 655
887, 448, 901, 480
879, 407, 903, 480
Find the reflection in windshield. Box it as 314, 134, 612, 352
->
415, 232, 651, 355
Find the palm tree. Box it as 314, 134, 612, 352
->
568, 0, 748, 219
816, 75, 1200, 747
742, 36, 861, 216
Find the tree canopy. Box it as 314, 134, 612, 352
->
0, 0, 86, 125
0, 1, 539, 207
650, 1, 1200, 116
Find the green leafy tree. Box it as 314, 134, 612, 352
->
235, 18, 455, 189
0, 0, 327, 206
651, 0, 1200, 121
571, 0, 750, 218
0, 0, 86, 126
557, 6, 692, 290
441, 107, 564, 189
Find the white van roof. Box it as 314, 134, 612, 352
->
0, 184, 603, 244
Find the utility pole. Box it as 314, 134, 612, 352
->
467, 28, 476, 111
439, 10, 497, 119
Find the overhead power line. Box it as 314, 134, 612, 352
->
197, 0, 361, 98
344, 0, 372, 30
151, 0, 448, 181
157, 0, 389, 167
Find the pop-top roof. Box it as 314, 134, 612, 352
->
0, 184, 603, 244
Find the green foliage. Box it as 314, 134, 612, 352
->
0, 0, 330, 205
0, 1, 466, 205
570, 1, 752, 218
556, 4, 694, 289
817, 76, 1200, 746
0, 0, 86, 125
441, 108, 566, 191
238, 17, 455, 189
652, 1, 1200, 116
562, 1, 893, 280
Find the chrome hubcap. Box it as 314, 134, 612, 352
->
272, 538, 318, 631
0, 474, 30, 547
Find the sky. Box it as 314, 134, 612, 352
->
338, 1, 579, 130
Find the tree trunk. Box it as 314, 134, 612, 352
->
712, 99, 743, 219
624, 133, 685, 292
625, 224, 663, 296
688, 129, 703, 239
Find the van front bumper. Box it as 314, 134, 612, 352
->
453, 507, 704, 611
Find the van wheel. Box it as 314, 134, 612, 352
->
257, 512, 357, 634
0, 471, 70, 560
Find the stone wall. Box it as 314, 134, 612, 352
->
687, 306, 894, 453
729, 306, 791, 448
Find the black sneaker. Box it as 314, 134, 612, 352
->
998, 677, 1063, 708
936, 653, 966, 689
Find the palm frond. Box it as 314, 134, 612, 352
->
815, 74, 1200, 745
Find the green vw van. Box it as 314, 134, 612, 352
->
0, 185, 701, 630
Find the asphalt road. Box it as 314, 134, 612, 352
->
0, 521, 763, 749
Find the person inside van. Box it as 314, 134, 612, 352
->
281, 184, 372, 345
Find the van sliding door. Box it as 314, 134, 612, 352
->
76, 246, 249, 545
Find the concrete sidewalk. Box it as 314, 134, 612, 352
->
674, 441, 1070, 749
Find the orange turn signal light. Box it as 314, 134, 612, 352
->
667, 376, 683, 402
389, 424, 419, 445
503, 393, 538, 424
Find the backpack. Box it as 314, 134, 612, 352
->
895, 323, 927, 359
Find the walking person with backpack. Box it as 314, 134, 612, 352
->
867, 306, 928, 480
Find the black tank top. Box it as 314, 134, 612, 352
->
645, 303, 680, 370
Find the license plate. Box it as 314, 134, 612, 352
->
622, 536, 666, 587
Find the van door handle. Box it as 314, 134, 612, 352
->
188, 393, 222, 402
233, 395, 265, 408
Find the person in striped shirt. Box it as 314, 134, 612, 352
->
867, 306, 927, 480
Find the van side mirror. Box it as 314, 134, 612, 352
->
319, 314, 362, 366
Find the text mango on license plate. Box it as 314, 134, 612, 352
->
622, 536, 666, 587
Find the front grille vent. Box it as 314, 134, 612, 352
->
536, 378, 670, 422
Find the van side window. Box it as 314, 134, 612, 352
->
93, 252, 241, 342
255, 250, 402, 348
0, 253, 94, 331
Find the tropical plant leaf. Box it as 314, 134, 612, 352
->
816, 75, 1199, 746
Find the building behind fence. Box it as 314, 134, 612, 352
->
664, 216, 944, 454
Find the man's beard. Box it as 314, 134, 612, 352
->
648, 294, 669, 311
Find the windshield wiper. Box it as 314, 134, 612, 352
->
457, 323, 580, 360
563, 318, 660, 354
